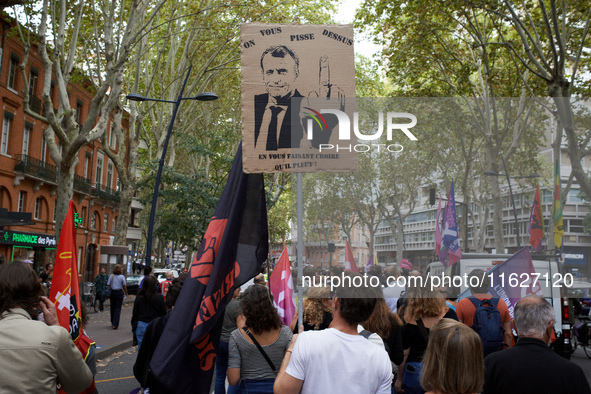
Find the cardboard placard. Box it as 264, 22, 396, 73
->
241, 23, 357, 173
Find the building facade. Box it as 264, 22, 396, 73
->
0, 16, 139, 282
374, 136, 591, 279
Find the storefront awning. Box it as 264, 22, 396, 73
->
0, 208, 36, 227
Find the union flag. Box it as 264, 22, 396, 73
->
344, 239, 359, 273
49, 200, 95, 393
269, 247, 295, 326
150, 143, 268, 393
528, 183, 544, 251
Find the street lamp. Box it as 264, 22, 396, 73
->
127, 65, 218, 267
484, 156, 540, 248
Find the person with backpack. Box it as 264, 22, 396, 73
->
456, 269, 512, 356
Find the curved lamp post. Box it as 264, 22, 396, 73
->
127, 65, 218, 267
484, 156, 540, 249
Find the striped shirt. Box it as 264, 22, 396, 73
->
107, 274, 126, 290
228, 326, 292, 381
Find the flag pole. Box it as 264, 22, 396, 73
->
297, 172, 304, 328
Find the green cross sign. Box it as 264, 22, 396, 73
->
74, 213, 83, 228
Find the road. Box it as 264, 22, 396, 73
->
95, 347, 139, 394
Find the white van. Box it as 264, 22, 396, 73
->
426, 253, 572, 357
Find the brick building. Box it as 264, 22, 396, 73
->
0, 16, 135, 282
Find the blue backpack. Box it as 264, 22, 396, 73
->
469, 297, 505, 356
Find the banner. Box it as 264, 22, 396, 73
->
365, 254, 374, 272
241, 23, 356, 173
553, 159, 564, 248
528, 183, 544, 251
441, 181, 462, 267
150, 144, 268, 393
344, 240, 359, 273
269, 247, 295, 326
488, 247, 542, 318
49, 200, 82, 343
435, 195, 443, 260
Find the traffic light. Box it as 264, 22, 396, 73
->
429, 187, 436, 206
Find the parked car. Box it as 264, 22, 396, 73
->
126, 274, 142, 295
153, 269, 179, 283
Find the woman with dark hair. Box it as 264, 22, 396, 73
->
134, 277, 184, 394
131, 276, 166, 348
363, 296, 404, 365
0, 261, 93, 392
107, 264, 128, 329
228, 285, 292, 393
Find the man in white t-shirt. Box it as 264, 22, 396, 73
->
274, 272, 392, 394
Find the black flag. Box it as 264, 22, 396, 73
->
150, 144, 268, 393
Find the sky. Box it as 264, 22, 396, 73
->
333, 0, 382, 59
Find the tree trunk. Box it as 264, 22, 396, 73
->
395, 222, 404, 265
114, 182, 134, 245
55, 159, 76, 242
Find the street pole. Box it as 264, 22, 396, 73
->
501, 156, 521, 248
143, 66, 191, 268
127, 66, 217, 268
297, 172, 304, 328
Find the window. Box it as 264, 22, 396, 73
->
53, 199, 57, 222
78, 247, 83, 272
76, 100, 83, 126
7, 53, 19, 90
1, 113, 12, 154
91, 211, 98, 230
106, 161, 113, 189
104, 213, 109, 232
34, 197, 41, 220
567, 189, 584, 203
568, 219, 584, 234
95, 153, 104, 188
29, 68, 38, 98
109, 123, 116, 149
112, 217, 116, 233
18, 191, 26, 213
23, 123, 32, 156
81, 206, 87, 227
41, 132, 47, 162
84, 152, 91, 179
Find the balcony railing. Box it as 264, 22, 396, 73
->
30, 96, 43, 115
92, 184, 120, 203
14, 154, 58, 183
73, 174, 91, 194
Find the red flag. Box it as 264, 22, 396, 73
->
269, 247, 295, 326
50, 200, 96, 393
528, 183, 545, 251
344, 240, 359, 273
49, 200, 82, 342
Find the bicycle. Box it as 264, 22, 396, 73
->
571, 316, 591, 359
81, 282, 97, 314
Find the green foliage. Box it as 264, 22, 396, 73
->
136, 164, 219, 250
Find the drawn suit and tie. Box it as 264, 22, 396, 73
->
254, 45, 344, 151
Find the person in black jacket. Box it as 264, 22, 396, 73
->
484, 295, 591, 394
131, 276, 166, 349
133, 278, 184, 394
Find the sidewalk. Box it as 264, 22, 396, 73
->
86, 295, 136, 359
